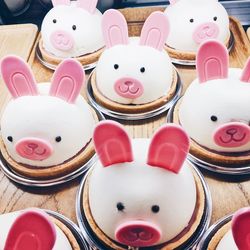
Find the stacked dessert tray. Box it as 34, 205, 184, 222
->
0, 5, 250, 250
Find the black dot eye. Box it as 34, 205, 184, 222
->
211, 116, 218, 122
213, 16, 217, 21
55, 136, 62, 142
72, 25, 76, 31
140, 67, 145, 73
151, 205, 160, 213
7, 136, 13, 142
114, 64, 119, 70
53, 19, 57, 24
116, 202, 125, 211
190, 18, 194, 23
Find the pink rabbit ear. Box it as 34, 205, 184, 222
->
1, 55, 38, 99
102, 9, 129, 49
147, 124, 190, 174
140, 11, 170, 51
240, 58, 250, 83
197, 40, 229, 83
50, 59, 85, 103
232, 207, 250, 249
77, 0, 98, 14
52, 0, 70, 7
4, 210, 56, 250
93, 121, 133, 167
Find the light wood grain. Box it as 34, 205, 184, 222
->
0, 11, 250, 232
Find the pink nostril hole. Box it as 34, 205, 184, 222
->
124, 81, 133, 87
227, 128, 237, 135
28, 143, 38, 149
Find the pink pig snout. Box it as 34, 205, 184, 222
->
193, 22, 219, 44
114, 77, 144, 99
213, 123, 250, 148
50, 30, 74, 51
115, 221, 161, 247
15, 138, 53, 161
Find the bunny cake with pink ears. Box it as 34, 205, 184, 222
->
0, 56, 97, 180
39, 0, 104, 68
171, 40, 250, 168
81, 121, 207, 249
0, 209, 80, 249
200, 207, 250, 250
164, 0, 230, 63
91, 10, 178, 114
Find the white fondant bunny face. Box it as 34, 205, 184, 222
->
96, 10, 173, 105
179, 41, 250, 153
1, 56, 95, 167
89, 121, 196, 247
165, 0, 230, 52
41, 0, 104, 58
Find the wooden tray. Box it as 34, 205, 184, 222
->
0, 8, 250, 226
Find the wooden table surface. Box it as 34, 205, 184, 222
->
0, 23, 250, 230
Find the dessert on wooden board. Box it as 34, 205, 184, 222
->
92, 9, 178, 114
39, 0, 104, 66
164, 0, 230, 62
0, 56, 96, 180
81, 121, 208, 249
172, 40, 250, 167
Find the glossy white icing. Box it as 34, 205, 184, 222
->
179, 68, 250, 153
165, 0, 230, 52
89, 138, 197, 246
41, 2, 104, 58
216, 230, 237, 250
1, 83, 95, 167
96, 37, 173, 105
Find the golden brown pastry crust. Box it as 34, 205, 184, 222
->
82, 164, 206, 250
52, 216, 81, 250
164, 33, 231, 63
207, 222, 231, 250
91, 69, 178, 114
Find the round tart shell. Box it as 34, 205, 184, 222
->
39, 39, 104, 66
173, 99, 250, 167
207, 221, 231, 250
164, 33, 231, 62
82, 164, 205, 250
91, 68, 178, 114
52, 216, 81, 250
0, 109, 99, 180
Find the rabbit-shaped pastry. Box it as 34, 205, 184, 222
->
165, 0, 230, 52
95, 10, 174, 105
41, 0, 104, 58
0, 209, 73, 250
0, 56, 95, 169
179, 40, 250, 154
87, 121, 198, 248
